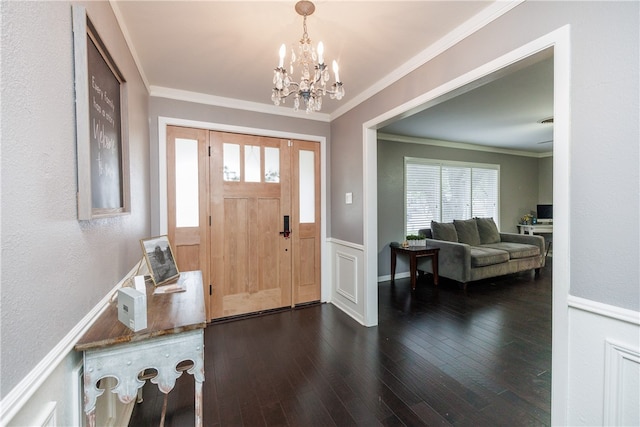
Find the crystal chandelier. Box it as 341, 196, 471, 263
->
272, 1, 345, 113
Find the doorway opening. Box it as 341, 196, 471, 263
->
158, 119, 330, 321
362, 27, 571, 425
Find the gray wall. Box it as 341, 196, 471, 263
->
377, 139, 542, 276
148, 97, 332, 236
331, 1, 639, 311
1, 1, 150, 397
538, 156, 553, 204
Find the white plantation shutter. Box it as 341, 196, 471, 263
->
405, 158, 499, 235
441, 166, 471, 222
405, 161, 440, 235
472, 167, 499, 219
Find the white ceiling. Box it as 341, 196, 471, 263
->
111, 0, 552, 153
380, 54, 554, 153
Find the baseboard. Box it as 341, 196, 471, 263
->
330, 299, 365, 326
378, 271, 410, 282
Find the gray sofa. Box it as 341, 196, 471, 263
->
417, 218, 545, 287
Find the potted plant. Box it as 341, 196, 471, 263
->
520, 214, 534, 225
406, 234, 426, 247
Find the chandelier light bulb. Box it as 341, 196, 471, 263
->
332, 60, 340, 83
278, 44, 286, 68
317, 41, 324, 64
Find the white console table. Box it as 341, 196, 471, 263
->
75, 271, 206, 427
518, 223, 553, 235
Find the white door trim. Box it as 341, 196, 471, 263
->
157, 117, 330, 303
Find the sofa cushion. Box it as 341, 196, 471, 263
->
470, 247, 510, 267
419, 228, 432, 239
453, 219, 481, 246
475, 217, 501, 244
430, 221, 458, 242
481, 242, 540, 259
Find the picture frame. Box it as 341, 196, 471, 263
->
140, 235, 180, 286
73, 5, 130, 220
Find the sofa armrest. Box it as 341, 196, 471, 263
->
499, 232, 545, 255
417, 238, 472, 283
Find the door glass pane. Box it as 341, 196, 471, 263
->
264, 147, 280, 183
299, 150, 315, 223
223, 143, 240, 181
175, 138, 199, 227
245, 145, 261, 182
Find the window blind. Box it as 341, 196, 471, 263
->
441, 165, 471, 222
405, 162, 440, 235
404, 158, 499, 235
471, 167, 499, 218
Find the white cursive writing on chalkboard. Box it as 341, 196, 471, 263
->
104, 92, 115, 111
91, 76, 103, 99
92, 96, 102, 114
92, 118, 116, 152
104, 111, 115, 127
96, 151, 116, 179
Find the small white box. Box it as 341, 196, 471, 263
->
117, 287, 147, 332
133, 275, 146, 293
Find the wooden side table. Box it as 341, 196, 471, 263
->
390, 244, 440, 290
75, 271, 207, 427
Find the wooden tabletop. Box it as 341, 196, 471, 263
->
391, 245, 439, 254
75, 270, 206, 351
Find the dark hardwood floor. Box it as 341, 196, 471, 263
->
129, 259, 552, 426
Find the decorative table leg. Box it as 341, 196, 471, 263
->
86, 409, 96, 427
195, 378, 203, 427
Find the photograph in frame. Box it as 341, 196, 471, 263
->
140, 235, 180, 286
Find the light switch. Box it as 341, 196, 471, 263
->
345, 192, 353, 204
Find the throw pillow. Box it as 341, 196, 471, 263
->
430, 221, 458, 242
453, 219, 481, 246
475, 217, 501, 244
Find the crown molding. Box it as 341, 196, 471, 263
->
149, 86, 330, 122
110, 0, 523, 123
378, 132, 553, 158
329, 0, 525, 120
109, 1, 150, 93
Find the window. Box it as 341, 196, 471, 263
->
405, 158, 499, 235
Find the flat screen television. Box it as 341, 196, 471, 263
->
537, 204, 553, 220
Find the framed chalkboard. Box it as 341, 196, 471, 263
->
73, 5, 130, 220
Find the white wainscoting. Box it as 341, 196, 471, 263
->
328, 239, 365, 325
567, 296, 640, 426
33, 402, 57, 427
1, 263, 143, 427
604, 339, 640, 426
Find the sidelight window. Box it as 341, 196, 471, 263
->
299, 150, 315, 223
175, 138, 199, 227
